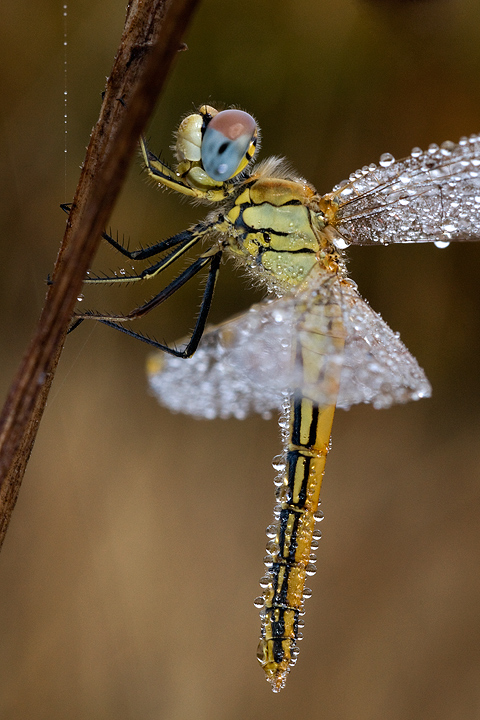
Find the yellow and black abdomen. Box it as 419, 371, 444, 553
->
257, 396, 336, 692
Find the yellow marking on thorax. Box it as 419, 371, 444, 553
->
224, 177, 337, 289
260, 252, 319, 287
249, 177, 316, 206
242, 204, 318, 248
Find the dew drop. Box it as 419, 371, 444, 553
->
253, 596, 265, 608
379, 152, 395, 168
266, 540, 279, 555
272, 455, 286, 472
275, 485, 292, 503
442, 223, 456, 234
333, 236, 350, 250
434, 239, 451, 249
273, 504, 282, 519
440, 140, 455, 155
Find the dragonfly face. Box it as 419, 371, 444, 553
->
72, 105, 480, 692
141, 104, 259, 200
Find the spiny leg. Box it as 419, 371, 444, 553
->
73, 249, 222, 357
83, 225, 217, 285
140, 138, 202, 198
61, 202, 221, 271
64, 197, 226, 350
65, 239, 204, 335
99, 226, 207, 264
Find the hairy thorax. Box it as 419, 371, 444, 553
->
222, 173, 344, 292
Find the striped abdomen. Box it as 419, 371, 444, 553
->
256, 396, 336, 692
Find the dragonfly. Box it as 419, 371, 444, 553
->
72, 104, 480, 692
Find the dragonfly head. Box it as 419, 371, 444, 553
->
175, 105, 259, 189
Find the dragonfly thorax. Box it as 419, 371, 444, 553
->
223, 174, 342, 290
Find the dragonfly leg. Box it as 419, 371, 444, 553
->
72, 249, 222, 356
62, 200, 220, 276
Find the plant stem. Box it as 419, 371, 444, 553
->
0, 0, 200, 549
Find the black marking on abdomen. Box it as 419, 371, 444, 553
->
277, 507, 301, 564
292, 396, 319, 449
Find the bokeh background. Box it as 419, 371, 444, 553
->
1, 0, 480, 718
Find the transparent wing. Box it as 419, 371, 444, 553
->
147, 279, 346, 419
147, 299, 295, 420
322, 134, 480, 246
337, 279, 431, 409
283, 276, 431, 409
148, 274, 431, 419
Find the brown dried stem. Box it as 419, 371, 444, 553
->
0, 0, 200, 549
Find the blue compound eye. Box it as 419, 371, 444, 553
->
201, 109, 257, 182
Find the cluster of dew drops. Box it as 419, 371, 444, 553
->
377, 145, 455, 250
333, 138, 477, 251
253, 395, 325, 653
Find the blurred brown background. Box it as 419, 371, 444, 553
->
1, 0, 480, 717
